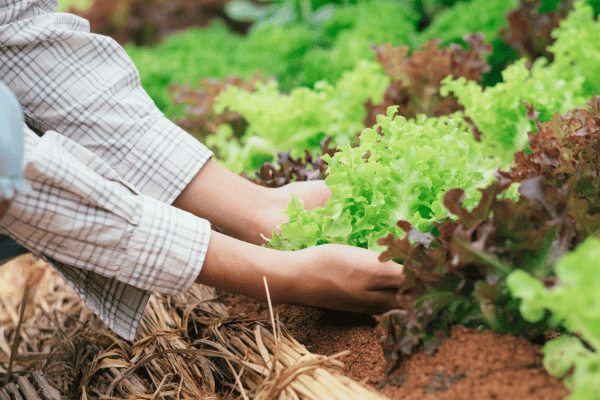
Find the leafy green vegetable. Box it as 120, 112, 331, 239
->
170, 74, 265, 140
442, 1, 600, 166
375, 176, 566, 364
244, 137, 337, 187
293, 32, 380, 90
321, 0, 418, 45
499, 97, 600, 227
417, 0, 517, 46
213, 60, 389, 173
441, 57, 587, 166
500, 0, 572, 62
508, 237, 600, 400
252, 0, 420, 88
126, 21, 315, 112
549, 0, 600, 94
374, 96, 600, 388
269, 107, 500, 251
126, 0, 420, 110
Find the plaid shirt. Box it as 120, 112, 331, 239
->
0, 0, 213, 340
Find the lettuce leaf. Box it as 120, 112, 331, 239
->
269, 107, 500, 251
213, 60, 389, 173
508, 237, 600, 400
417, 0, 517, 46
441, 57, 587, 166
550, 0, 600, 94
442, 1, 600, 167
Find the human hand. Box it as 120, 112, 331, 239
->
173, 160, 331, 245
197, 232, 403, 315
279, 243, 404, 313
262, 180, 332, 239
274, 180, 332, 211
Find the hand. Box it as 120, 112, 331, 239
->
197, 231, 404, 314
173, 160, 331, 245
282, 244, 404, 313
261, 180, 332, 239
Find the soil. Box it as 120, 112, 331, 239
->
220, 293, 570, 400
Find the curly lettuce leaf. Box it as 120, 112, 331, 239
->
508, 236, 600, 399
214, 60, 389, 173
269, 107, 500, 251
441, 57, 587, 166
417, 0, 517, 46
550, 0, 600, 94
442, 1, 600, 167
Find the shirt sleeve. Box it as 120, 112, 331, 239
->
0, 127, 212, 340
0, 0, 212, 204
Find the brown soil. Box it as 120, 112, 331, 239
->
221, 293, 570, 400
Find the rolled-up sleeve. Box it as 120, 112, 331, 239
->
0, 0, 212, 203
0, 128, 212, 340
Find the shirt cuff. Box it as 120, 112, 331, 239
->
120, 194, 212, 295
118, 116, 213, 205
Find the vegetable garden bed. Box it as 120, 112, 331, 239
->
4, 0, 600, 398
0, 257, 569, 399
222, 293, 569, 399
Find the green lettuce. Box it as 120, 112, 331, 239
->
213, 61, 389, 173
508, 236, 600, 400
441, 58, 587, 166
441, 1, 600, 167
269, 107, 500, 251
126, 21, 315, 113
549, 0, 600, 94
417, 0, 517, 46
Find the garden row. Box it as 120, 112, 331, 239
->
127, 1, 600, 398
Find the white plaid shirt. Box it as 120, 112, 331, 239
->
0, 0, 214, 340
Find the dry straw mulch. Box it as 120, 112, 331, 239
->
0, 255, 389, 400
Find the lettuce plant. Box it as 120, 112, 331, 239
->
508, 237, 600, 400
417, 0, 517, 46
268, 0, 420, 88
126, 21, 315, 112
127, 0, 418, 110
499, 0, 572, 62
213, 61, 389, 173
549, 0, 600, 94
374, 96, 600, 389
365, 33, 491, 126
268, 107, 500, 251
441, 57, 587, 166
442, 1, 600, 167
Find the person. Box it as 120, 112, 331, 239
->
0, 0, 404, 340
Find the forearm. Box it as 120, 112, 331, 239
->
172, 160, 331, 245
196, 230, 298, 302
172, 160, 283, 244
196, 232, 404, 313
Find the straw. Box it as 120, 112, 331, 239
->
0, 256, 390, 400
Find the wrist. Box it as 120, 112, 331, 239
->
196, 230, 299, 302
